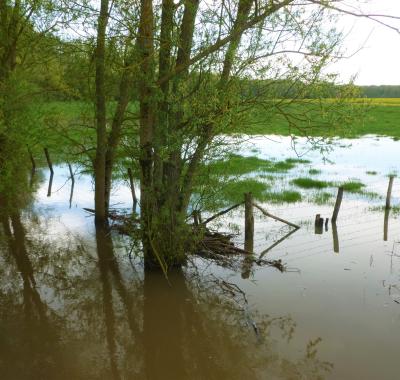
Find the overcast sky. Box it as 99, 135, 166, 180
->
329, 0, 400, 85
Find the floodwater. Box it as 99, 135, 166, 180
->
1, 135, 400, 379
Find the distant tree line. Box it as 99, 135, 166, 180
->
359, 85, 400, 98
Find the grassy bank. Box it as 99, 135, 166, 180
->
41, 98, 400, 139
241, 98, 400, 138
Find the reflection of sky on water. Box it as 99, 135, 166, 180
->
208, 135, 400, 380
33, 164, 138, 235
238, 135, 400, 205
16, 135, 400, 379
241, 134, 399, 174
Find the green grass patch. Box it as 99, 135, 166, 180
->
370, 205, 400, 216
268, 160, 296, 172
308, 168, 322, 175
220, 179, 270, 204
285, 158, 311, 164
264, 190, 302, 203
340, 181, 366, 193
361, 191, 383, 200
236, 99, 400, 138
258, 174, 276, 182
37, 99, 400, 141
204, 154, 308, 176
312, 192, 333, 205
291, 177, 332, 189
366, 171, 378, 175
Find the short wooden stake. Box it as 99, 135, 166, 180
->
314, 214, 323, 234
44, 148, 54, 174
332, 187, 344, 223
385, 175, 394, 209
244, 192, 254, 253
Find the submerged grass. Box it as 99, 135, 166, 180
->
285, 158, 311, 164
291, 177, 332, 189
264, 190, 302, 203
205, 154, 309, 176
220, 179, 270, 204
370, 205, 400, 216
213, 180, 302, 207
312, 192, 333, 205
292, 177, 370, 194
308, 168, 322, 175
340, 181, 366, 193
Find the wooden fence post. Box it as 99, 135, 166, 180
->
384, 207, 390, 241
332, 222, 339, 253
332, 187, 344, 223
244, 192, 254, 253
386, 175, 394, 209
314, 214, 323, 234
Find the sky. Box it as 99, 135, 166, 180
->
329, 0, 400, 85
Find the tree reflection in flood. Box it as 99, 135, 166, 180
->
0, 206, 333, 379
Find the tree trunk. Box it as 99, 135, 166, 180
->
137, 0, 157, 269
104, 45, 136, 211
94, 0, 110, 224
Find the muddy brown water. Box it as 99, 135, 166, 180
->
1, 135, 400, 379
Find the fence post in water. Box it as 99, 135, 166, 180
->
332, 187, 344, 223
244, 192, 254, 253
315, 214, 324, 234
385, 175, 394, 209
332, 222, 339, 253
44, 148, 54, 174
384, 207, 390, 241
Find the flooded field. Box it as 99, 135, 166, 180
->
1, 135, 399, 379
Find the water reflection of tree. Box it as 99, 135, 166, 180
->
0, 212, 333, 379
0, 209, 70, 379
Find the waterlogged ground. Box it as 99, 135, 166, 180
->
1, 135, 400, 379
